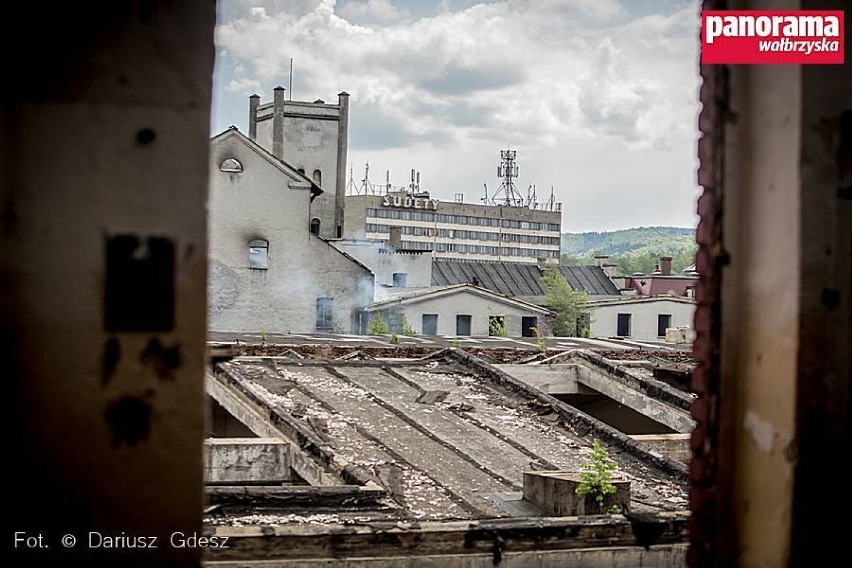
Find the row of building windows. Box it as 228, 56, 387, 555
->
366, 224, 560, 245
431, 243, 559, 258
365, 208, 559, 231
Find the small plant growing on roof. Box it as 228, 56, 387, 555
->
576, 439, 619, 513
367, 312, 389, 335
451, 337, 462, 349
389, 332, 399, 345
531, 326, 547, 354
399, 315, 416, 336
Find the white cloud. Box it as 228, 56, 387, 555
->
338, 0, 409, 22
213, 0, 701, 230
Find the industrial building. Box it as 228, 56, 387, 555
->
247, 87, 349, 240
208, 127, 373, 334
343, 150, 563, 263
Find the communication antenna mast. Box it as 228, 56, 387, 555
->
490, 149, 524, 207
358, 162, 376, 195
346, 162, 359, 195
481, 182, 489, 204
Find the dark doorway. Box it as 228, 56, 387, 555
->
522, 316, 538, 337
617, 313, 631, 337
657, 314, 672, 337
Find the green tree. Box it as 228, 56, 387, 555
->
541, 266, 590, 337
367, 312, 388, 335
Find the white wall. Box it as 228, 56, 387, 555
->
589, 299, 695, 341
208, 134, 373, 334
373, 290, 544, 336
333, 240, 432, 300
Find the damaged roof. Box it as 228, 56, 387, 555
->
431, 260, 621, 298
208, 349, 688, 525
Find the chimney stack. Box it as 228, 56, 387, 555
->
659, 256, 673, 276
594, 254, 610, 267
336, 91, 350, 239
272, 86, 286, 159
248, 94, 260, 141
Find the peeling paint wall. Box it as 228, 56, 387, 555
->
719, 15, 801, 565
2, 3, 214, 564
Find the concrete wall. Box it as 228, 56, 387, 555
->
205, 438, 292, 484
2, 3, 214, 564
332, 240, 433, 299
256, 97, 345, 239
522, 471, 630, 516
589, 299, 695, 341
631, 434, 691, 464
208, 134, 374, 333
371, 291, 545, 336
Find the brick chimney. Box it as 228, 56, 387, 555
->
594, 254, 610, 267
659, 256, 673, 276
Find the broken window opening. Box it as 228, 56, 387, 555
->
220, 158, 243, 173
392, 272, 407, 287
315, 297, 333, 331
248, 239, 268, 270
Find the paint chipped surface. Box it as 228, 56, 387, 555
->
743, 410, 775, 453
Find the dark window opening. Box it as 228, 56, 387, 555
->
522, 316, 538, 337
658, 314, 672, 337
456, 315, 472, 336
220, 158, 243, 173
392, 272, 407, 287
316, 297, 333, 331
617, 313, 631, 337
488, 315, 506, 336
312, 169, 322, 186
422, 314, 438, 335
310, 218, 320, 235
248, 238, 268, 270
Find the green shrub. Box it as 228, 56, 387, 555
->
576, 439, 619, 512
367, 312, 389, 335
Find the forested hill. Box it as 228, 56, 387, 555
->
561, 226, 697, 275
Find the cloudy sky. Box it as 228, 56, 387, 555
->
212, 0, 701, 232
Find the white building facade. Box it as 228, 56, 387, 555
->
588, 296, 696, 341
343, 192, 562, 264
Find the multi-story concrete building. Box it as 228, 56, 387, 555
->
247, 87, 349, 240
343, 191, 562, 263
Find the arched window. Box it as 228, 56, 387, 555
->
312, 169, 322, 186
297, 168, 305, 175
310, 218, 320, 235
248, 239, 268, 270
220, 158, 243, 173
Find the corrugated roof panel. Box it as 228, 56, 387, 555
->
431, 260, 619, 297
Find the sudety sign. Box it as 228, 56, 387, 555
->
381, 195, 439, 210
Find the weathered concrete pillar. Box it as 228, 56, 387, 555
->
3, 2, 214, 565
336, 91, 350, 238
272, 86, 286, 159
248, 93, 260, 141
